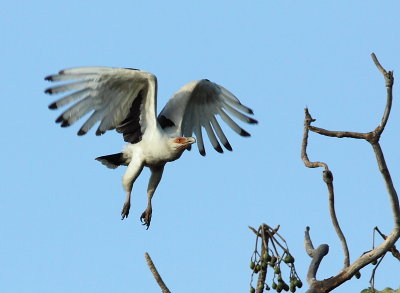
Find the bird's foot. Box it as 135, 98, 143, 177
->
140, 207, 152, 229
121, 202, 131, 220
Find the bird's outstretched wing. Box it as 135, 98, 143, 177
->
158, 79, 257, 156
45, 67, 158, 144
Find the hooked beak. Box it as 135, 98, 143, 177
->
186, 137, 196, 145
178, 137, 196, 150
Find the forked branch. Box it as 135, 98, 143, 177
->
301, 53, 400, 292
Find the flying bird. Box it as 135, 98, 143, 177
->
45, 67, 257, 228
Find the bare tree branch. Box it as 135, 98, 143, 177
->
374, 227, 400, 261
370, 53, 393, 136
323, 170, 350, 268
145, 252, 171, 293
304, 227, 330, 287
301, 109, 350, 269
301, 108, 329, 171
304, 226, 315, 257
300, 54, 400, 292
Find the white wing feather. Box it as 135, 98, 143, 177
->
158, 79, 257, 155
45, 67, 158, 141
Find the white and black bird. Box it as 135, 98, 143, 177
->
45, 67, 257, 228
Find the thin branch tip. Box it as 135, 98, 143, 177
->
145, 252, 171, 293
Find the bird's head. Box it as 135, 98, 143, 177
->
170, 137, 196, 155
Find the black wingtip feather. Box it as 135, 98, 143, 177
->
77, 129, 86, 136
96, 129, 105, 136
224, 142, 233, 151
55, 115, 64, 123
61, 120, 70, 127
44, 75, 53, 81
48, 103, 57, 110
248, 109, 254, 115
200, 149, 206, 156
240, 129, 251, 137
44, 88, 53, 94
248, 118, 258, 124
215, 145, 223, 153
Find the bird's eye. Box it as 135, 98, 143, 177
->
174, 137, 185, 144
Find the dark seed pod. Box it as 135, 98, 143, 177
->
283, 254, 295, 264
277, 282, 284, 291
274, 266, 281, 274
250, 261, 255, 270
283, 282, 289, 292
355, 271, 361, 279
295, 280, 303, 288
289, 283, 296, 293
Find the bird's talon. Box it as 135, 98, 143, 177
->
140, 208, 152, 229
121, 202, 131, 220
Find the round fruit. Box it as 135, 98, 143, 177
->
274, 266, 281, 274
250, 261, 255, 270
295, 280, 303, 288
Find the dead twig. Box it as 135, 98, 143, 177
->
145, 252, 171, 293
301, 109, 350, 269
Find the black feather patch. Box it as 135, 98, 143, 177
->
95, 129, 105, 136
239, 129, 251, 137
223, 141, 233, 151
96, 153, 129, 169
48, 102, 57, 109
61, 120, 70, 127
116, 90, 144, 144
158, 115, 175, 129
55, 115, 64, 123
77, 129, 86, 136
248, 117, 258, 124
215, 145, 223, 153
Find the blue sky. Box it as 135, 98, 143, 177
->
2, 1, 400, 292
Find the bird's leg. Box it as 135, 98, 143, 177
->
121, 191, 132, 220
140, 165, 164, 229
121, 160, 144, 220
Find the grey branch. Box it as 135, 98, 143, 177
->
145, 252, 171, 293
324, 170, 350, 268
304, 228, 329, 293
301, 108, 328, 171
374, 227, 400, 260
301, 109, 350, 269
301, 54, 400, 292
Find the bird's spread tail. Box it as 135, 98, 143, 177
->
95, 153, 129, 169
